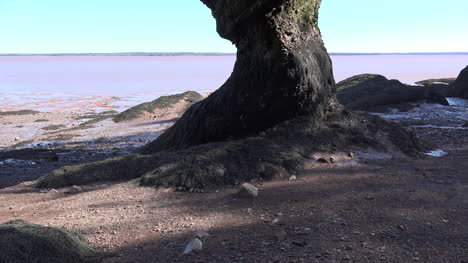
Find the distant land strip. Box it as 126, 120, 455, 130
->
0, 52, 467, 56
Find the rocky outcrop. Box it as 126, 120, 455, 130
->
35, 0, 430, 191
0, 220, 101, 263
142, 0, 337, 153
448, 66, 468, 99
336, 74, 449, 112
113, 91, 204, 123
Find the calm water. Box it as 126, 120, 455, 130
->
0, 55, 467, 111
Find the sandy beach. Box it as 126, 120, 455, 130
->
1, 56, 467, 262
0, 99, 467, 262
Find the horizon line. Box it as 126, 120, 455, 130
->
1, 52, 468, 56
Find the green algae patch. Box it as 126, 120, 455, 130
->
34, 119, 50, 122
0, 220, 102, 263
41, 124, 66, 131
35, 154, 158, 188
0, 110, 40, 116
113, 91, 203, 123
45, 134, 78, 141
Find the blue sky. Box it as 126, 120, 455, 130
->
0, 0, 467, 53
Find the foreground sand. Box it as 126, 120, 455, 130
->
0, 107, 467, 262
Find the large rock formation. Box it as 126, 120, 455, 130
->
448, 66, 468, 99
0, 220, 101, 263
36, 0, 429, 191
143, 0, 337, 153
337, 74, 449, 112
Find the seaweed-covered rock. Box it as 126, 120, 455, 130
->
336, 74, 449, 112
0, 110, 40, 116
448, 66, 468, 99
113, 91, 203, 123
0, 220, 101, 263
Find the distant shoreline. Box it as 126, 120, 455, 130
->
1, 52, 468, 56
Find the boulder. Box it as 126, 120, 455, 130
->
448, 66, 468, 99
0, 220, 100, 263
237, 183, 259, 198
336, 74, 449, 112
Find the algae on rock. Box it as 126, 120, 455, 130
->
0, 220, 102, 263
113, 91, 204, 123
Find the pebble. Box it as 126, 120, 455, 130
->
289, 175, 297, 181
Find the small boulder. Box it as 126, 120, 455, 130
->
237, 183, 259, 198
0, 220, 101, 262
447, 66, 468, 99
183, 231, 210, 255
336, 74, 449, 112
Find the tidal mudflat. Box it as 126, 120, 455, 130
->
1, 56, 467, 262
2, 54, 467, 112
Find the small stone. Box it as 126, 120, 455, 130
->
14, 137, 19, 141
397, 224, 407, 231
183, 237, 203, 254
237, 183, 258, 198
348, 152, 355, 158
292, 240, 307, 247
289, 175, 297, 181
272, 218, 280, 224
330, 156, 336, 163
